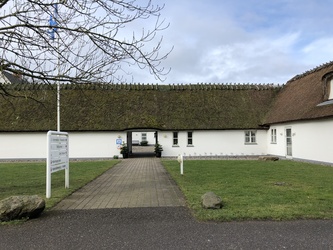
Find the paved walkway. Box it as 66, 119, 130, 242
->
53, 158, 185, 210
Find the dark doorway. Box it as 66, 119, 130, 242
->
131, 145, 155, 158
127, 130, 158, 158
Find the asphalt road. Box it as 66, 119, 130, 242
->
1, 207, 332, 250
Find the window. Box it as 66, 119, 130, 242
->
141, 133, 147, 142
173, 132, 178, 146
271, 129, 277, 143
286, 128, 292, 157
319, 72, 333, 105
245, 131, 256, 144
329, 79, 333, 100
187, 132, 193, 146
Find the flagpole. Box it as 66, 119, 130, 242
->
49, 4, 61, 132
57, 50, 60, 132
57, 19, 60, 132
51, 3, 60, 132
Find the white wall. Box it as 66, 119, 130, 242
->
266, 126, 287, 157
69, 131, 127, 158
0, 130, 268, 159
0, 132, 46, 159
157, 130, 267, 157
3, 121, 332, 164
0, 131, 127, 159
267, 119, 333, 164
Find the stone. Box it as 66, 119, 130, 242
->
274, 182, 291, 186
201, 192, 223, 209
259, 156, 279, 161
0, 195, 45, 222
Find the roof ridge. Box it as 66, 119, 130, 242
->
287, 61, 333, 83
167, 83, 281, 91
0, 82, 283, 91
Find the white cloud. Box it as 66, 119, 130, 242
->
199, 33, 303, 84
120, 0, 333, 85
301, 37, 333, 63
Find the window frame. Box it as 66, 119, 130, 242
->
245, 130, 257, 144
329, 79, 333, 100
187, 131, 193, 146
271, 128, 277, 144
141, 132, 147, 142
173, 131, 179, 146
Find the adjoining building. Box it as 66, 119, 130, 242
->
263, 62, 333, 165
0, 71, 26, 84
0, 61, 332, 164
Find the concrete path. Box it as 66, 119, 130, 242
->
53, 158, 185, 210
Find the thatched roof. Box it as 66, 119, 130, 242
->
264, 61, 333, 125
0, 83, 281, 132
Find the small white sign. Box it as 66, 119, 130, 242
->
48, 132, 68, 173
46, 131, 69, 198
177, 154, 183, 164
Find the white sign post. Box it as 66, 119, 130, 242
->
177, 154, 184, 175
46, 131, 69, 198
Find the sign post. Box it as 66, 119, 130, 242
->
46, 130, 69, 198
116, 138, 122, 148
177, 154, 184, 175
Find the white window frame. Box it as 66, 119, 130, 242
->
271, 128, 277, 144
245, 130, 256, 144
173, 132, 179, 146
285, 127, 293, 157
187, 131, 193, 146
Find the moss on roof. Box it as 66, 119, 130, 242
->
264, 62, 333, 125
0, 83, 281, 132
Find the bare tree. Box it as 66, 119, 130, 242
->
0, 0, 171, 85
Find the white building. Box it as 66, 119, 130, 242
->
0, 62, 333, 165
263, 62, 333, 165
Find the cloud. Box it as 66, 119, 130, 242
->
120, 0, 333, 85
301, 37, 333, 63
200, 33, 303, 84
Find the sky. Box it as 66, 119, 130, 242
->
124, 0, 333, 85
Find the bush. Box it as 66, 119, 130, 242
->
140, 141, 148, 146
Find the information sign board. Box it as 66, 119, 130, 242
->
46, 131, 69, 198
49, 133, 68, 173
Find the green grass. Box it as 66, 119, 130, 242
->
163, 160, 333, 222
0, 160, 119, 209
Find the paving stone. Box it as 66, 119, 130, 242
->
53, 158, 185, 210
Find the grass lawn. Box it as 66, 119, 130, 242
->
0, 160, 119, 209
163, 160, 333, 222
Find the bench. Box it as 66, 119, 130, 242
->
132, 140, 140, 145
